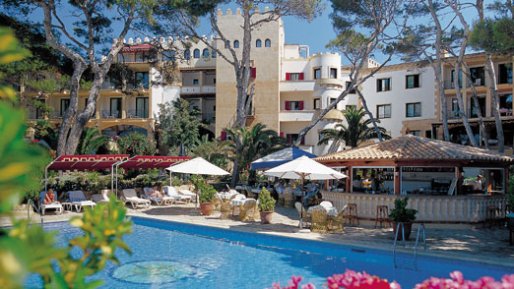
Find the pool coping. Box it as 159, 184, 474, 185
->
128, 213, 514, 271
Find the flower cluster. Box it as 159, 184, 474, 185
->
271, 271, 514, 289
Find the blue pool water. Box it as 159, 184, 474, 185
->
26, 217, 513, 289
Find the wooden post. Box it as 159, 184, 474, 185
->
346, 166, 352, 193
394, 166, 401, 195
455, 166, 461, 195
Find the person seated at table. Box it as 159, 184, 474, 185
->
44, 188, 58, 204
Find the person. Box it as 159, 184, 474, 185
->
44, 188, 57, 204
474, 175, 485, 193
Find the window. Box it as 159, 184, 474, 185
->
135, 97, 149, 118
193, 79, 199, 85
193, 49, 200, 59
265, 39, 271, 47
345, 81, 356, 94
162, 50, 175, 61
117, 53, 125, 63
314, 98, 321, 109
135, 72, 149, 89
377, 104, 391, 119
406, 102, 421, 117
499, 94, 512, 115
499, 63, 513, 84
451, 69, 463, 88
225, 40, 230, 48
406, 74, 420, 89
285, 73, 304, 81
202, 48, 209, 58
451, 98, 459, 118
408, 130, 421, 136
110, 98, 122, 118
256, 39, 262, 47
314, 68, 321, 79
211, 50, 216, 58
470, 96, 486, 118
134, 52, 148, 62
213, 78, 216, 84
285, 101, 304, 111
233, 40, 239, 48
330, 68, 337, 79
376, 78, 391, 92
286, 134, 304, 145
184, 49, 191, 60
425, 130, 432, 138
330, 98, 338, 104
60, 99, 70, 117
469, 66, 485, 86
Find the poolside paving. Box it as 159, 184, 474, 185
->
3, 203, 513, 269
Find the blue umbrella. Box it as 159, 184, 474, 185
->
250, 146, 316, 170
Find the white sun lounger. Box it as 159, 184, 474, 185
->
122, 189, 151, 209
39, 191, 63, 215
143, 187, 174, 205
66, 191, 96, 212
163, 186, 192, 203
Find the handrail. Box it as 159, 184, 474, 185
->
413, 223, 427, 265
393, 222, 426, 269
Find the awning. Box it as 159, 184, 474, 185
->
47, 154, 130, 171
119, 155, 190, 170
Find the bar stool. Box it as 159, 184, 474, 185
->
343, 203, 359, 226
375, 205, 391, 228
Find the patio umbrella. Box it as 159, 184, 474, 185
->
264, 156, 346, 228
166, 157, 230, 207
250, 146, 316, 170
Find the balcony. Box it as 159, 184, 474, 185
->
101, 110, 121, 119
280, 80, 315, 92
201, 86, 216, 94
180, 86, 201, 95
279, 110, 315, 122
127, 109, 149, 119
315, 78, 344, 89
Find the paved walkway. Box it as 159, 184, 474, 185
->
3, 204, 514, 268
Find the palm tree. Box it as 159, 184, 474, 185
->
191, 135, 230, 170
77, 128, 108, 154
318, 106, 390, 150
225, 123, 285, 186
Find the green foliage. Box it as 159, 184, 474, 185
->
258, 187, 276, 212
192, 175, 216, 203
0, 27, 30, 100
191, 135, 229, 170
116, 132, 156, 156
78, 128, 109, 155
318, 106, 390, 148
470, 18, 514, 54
157, 98, 202, 155
389, 197, 417, 223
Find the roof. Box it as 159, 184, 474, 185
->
251, 146, 316, 170
316, 135, 514, 164
48, 154, 129, 171
322, 109, 344, 121
121, 43, 153, 52
119, 155, 190, 170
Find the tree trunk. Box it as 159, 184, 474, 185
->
231, 156, 240, 187
355, 87, 383, 141
485, 54, 505, 153
56, 62, 86, 156
453, 63, 478, 146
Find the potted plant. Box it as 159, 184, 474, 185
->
258, 187, 276, 224
389, 197, 417, 240
193, 176, 216, 216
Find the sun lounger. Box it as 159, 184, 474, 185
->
163, 186, 192, 203
66, 190, 96, 212
122, 189, 151, 209
91, 189, 112, 204
39, 191, 63, 215
177, 185, 196, 202
143, 187, 174, 205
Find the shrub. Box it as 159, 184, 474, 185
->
258, 187, 276, 212
389, 197, 417, 223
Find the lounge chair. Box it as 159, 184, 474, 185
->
177, 185, 197, 202
91, 189, 112, 204
122, 189, 151, 209
143, 187, 174, 205
39, 191, 63, 215
66, 191, 96, 212
163, 186, 192, 203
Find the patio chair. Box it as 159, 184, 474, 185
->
328, 209, 345, 233
239, 198, 258, 222
122, 189, 151, 209
231, 194, 246, 216
163, 186, 192, 204
143, 187, 174, 205
39, 191, 63, 215
310, 205, 329, 233
67, 191, 96, 212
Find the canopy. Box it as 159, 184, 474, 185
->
250, 146, 316, 170
47, 154, 129, 171
119, 155, 190, 170
166, 157, 230, 175
264, 156, 347, 180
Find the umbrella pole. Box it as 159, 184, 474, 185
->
299, 175, 305, 229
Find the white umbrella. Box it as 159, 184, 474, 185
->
166, 157, 230, 175
264, 156, 346, 228
166, 157, 230, 207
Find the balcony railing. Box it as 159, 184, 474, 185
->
127, 109, 149, 119
101, 110, 121, 119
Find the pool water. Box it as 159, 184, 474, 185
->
26, 217, 513, 289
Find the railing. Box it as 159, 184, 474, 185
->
127, 109, 149, 119
393, 223, 426, 269
101, 110, 121, 119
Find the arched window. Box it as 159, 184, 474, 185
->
184, 49, 191, 60
265, 39, 271, 47
233, 40, 239, 48
256, 39, 262, 48
225, 40, 230, 48
212, 50, 216, 58
202, 48, 209, 58
193, 49, 200, 59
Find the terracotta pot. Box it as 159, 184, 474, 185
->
200, 202, 214, 216
392, 222, 413, 240
260, 211, 273, 224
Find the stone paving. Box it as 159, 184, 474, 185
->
3, 203, 514, 269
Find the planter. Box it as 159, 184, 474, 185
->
260, 211, 273, 224
200, 202, 214, 216
392, 222, 413, 240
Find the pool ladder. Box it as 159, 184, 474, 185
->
392, 223, 426, 269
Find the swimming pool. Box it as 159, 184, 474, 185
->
27, 217, 513, 289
